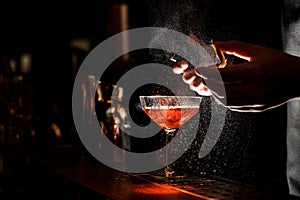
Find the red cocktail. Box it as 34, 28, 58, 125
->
139, 95, 202, 178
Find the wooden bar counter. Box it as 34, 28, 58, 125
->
28, 145, 208, 200
27, 145, 279, 200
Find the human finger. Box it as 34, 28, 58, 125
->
172, 60, 189, 74
189, 77, 212, 96
182, 68, 197, 84
180, 69, 212, 96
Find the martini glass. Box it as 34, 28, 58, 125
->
139, 95, 202, 179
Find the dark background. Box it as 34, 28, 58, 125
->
0, 0, 289, 197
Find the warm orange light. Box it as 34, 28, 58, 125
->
211, 43, 227, 68
211, 44, 252, 68
51, 123, 62, 138
133, 182, 212, 200
224, 51, 252, 61
133, 184, 180, 195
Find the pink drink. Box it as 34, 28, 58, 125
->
143, 106, 199, 129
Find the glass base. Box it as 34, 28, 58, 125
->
143, 168, 189, 182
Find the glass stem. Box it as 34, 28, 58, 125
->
164, 128, 176, 178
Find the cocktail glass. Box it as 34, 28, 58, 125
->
139, 95, 202, 178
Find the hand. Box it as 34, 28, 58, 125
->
172, 40, 300, 112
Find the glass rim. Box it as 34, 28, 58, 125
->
139, 95, 202, 98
